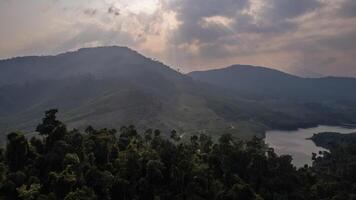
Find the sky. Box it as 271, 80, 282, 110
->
0, 0, 356, 77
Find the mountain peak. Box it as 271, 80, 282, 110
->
189, 64, 299, 80
226, 64, 299, 78
0, 45, 183, 86
57, 45, 141, 58
76, 45, 132, 53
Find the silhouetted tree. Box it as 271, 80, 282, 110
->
6, 132, 29, 171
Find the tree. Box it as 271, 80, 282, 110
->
85, 167, 114, 199
48, 168, 77, 198
6, 132, 29, 171
225, 183, 256, 200
36, 109, 67, 148
170, 130, 180, 142
17, 183, 41, 200
2, 109, 356, 200
64, 187, 97, 200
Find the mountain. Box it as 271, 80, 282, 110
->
189, 65, 356, 129
189, 65, 356, 102
2, 48, 356, 141
0, 46, 187, 87
0, 47, 264, 140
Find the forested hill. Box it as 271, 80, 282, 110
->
2, 46, 356, 140
0, 46, 265, 140
189, 65, 356, 129
310, 132, 356, 149
1, 110, 356, 199
189, 65, 356, 102
0, 46, 187, 86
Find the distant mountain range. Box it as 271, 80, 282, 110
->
189, 65, 356, 102
1, 46, 356, 140
189, 65, 356, 129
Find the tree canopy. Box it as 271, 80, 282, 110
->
0, 110, 355, 199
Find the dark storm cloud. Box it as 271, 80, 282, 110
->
168, 0, 323, 56
339, 0, 356, 17
167, 0, 249, 43
169, 0, 248, 19
233, 13, 297, 35
261, 0, 321, 21
164, 0, 356, 76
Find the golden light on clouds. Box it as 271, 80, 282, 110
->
0, 0, 356, 76
200, 16, 234, 28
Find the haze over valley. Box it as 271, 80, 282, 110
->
2, 0, 356, 199
1, 46, 356, 141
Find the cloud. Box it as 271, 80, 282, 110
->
166, 0, 249, 43
0, 0, 356, 77
53, 24, 137, 53
166, 0, 323, 56
260, 0, 321, 21
338, 0, 356, 17
108, 5, 120, 16
162, 0, 356, 77
318, 30, 356, 51
83, 8, 97, 17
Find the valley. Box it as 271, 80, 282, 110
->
1, 47, 356, 142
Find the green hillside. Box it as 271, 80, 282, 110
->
0, 47, 265, 141
1, 110, 356, 199
2, 47, 356, 141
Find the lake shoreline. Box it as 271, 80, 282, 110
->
264, 125, 356, 167
263, 122, 356, 138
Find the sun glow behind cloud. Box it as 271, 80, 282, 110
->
125, 0, 160, 14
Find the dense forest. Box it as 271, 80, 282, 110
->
1, 110, 356, 200
310, 131, 356, 150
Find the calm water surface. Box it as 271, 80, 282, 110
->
265, 125, 356, 167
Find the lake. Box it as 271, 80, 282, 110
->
265, 125, 356, 167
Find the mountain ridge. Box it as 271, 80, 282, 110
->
0, 46, 265, 140
1, 46, 356, 140
189, 64, 356, 102
190, 64, 300, 78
